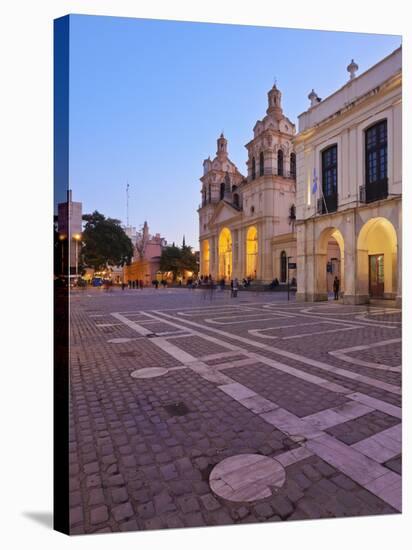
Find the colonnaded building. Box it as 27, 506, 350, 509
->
198, 47, 402, 304
295, 47, 401, 304
198, 85, 297, 284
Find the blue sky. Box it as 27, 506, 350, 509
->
68, 15, 400, 248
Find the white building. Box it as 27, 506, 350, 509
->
294, 47, 402, 304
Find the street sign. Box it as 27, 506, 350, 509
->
288, 262, 297, 269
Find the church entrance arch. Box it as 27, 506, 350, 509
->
218, 228, 233, 280
246, 226, 258, 279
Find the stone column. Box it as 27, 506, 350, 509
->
296, 222, 307, 302
340, 215, 355, 303
313, 252, 328, 301
261, 224, 273, 282
210, 235, 217, 279
396, 206, 402, 306
232, 228, 240, 280
265, 150, 276, 175
346, 247, 369, 304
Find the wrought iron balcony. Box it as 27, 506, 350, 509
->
359, 179, 388, 204
317, 194, 338, 215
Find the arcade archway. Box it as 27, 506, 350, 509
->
357, 217, 397, 299
316, 227, 345, 299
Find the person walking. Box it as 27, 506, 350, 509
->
333, 276, 340, 300
232, 277, 239, 298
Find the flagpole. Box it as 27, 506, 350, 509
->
313, 167, 329, 215
126, 182, 130, 227
320, 183, 329, 214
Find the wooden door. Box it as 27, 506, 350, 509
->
369, 254, 384, 297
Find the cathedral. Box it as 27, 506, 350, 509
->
198, 84, 297, 284
198, 48, 401, 304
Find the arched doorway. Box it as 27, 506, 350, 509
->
202, 239, 210, 276
316, 227, 345, 300
357, 217, 397, 299
218, 228, 232, 280
246, 226, 258, 279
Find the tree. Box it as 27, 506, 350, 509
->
180, 242, 198, 274
159, 242, 198, 280
81, 211, 134, 271
159, 245, 182, 280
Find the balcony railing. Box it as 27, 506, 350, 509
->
317, 194, 338, 215
249, 168, 296, 181
359, 179, 388, 204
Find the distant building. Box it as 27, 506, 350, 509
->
123, 221, 167, 284
295, 47, 401, 304
57, 189, 82, 276
198, 84, 297, 284
123, 225, 137, 240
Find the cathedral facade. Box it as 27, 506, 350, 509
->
198, 85, 297, 284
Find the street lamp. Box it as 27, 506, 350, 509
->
59, 234, 66, 276
73, 233, 81, 279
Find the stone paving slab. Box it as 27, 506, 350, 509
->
68, 289, 402, 533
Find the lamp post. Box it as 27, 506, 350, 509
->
287, 256, 291, 301
73, 233, 81, 279
59, 234, 66, 276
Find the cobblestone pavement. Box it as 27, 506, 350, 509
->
68, 287, 402, 534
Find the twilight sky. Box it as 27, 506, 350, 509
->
68, 15, 400, 249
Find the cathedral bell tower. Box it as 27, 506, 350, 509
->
266, 84, 283, 121
216, 133, 228, 158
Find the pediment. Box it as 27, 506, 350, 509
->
208, 201, 241, 227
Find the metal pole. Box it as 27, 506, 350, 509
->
75, 238, 78, 277
287, 256, 291, 301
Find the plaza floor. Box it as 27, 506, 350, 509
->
68, 287, 402, 534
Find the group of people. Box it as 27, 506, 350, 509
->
122, 279, 145, 290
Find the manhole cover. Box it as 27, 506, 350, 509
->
108, 338, 133, 344
119, 351, 137, 358
164, 401, 190, 417
209, 453, 286, 502
130, 367, 168, 379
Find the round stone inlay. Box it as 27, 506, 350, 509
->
209, 454, 286, 502
130, 367, 169, 379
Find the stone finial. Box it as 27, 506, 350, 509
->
308, 89, 320, 108
347, 59, 359, 80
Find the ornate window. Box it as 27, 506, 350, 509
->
280, 251, 287, 283
252, 157, 256, 180
321, 145, 338, 213
220, 182, 225, 200
233, 193, 240, 208
208, 184, 211, 203
365, 120, 388, 202
290, 152, 296, 178
259, 152, 264, 177
277, 150, 284, 176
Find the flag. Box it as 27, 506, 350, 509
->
311, 168, 318, 194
